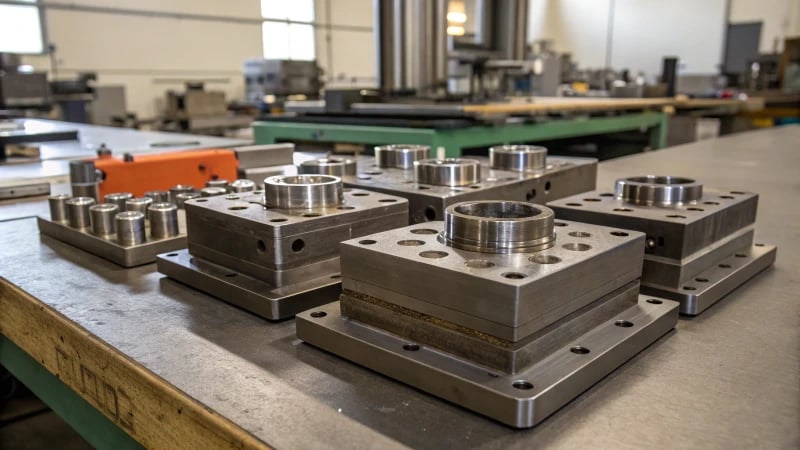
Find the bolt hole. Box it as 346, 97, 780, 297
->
610, 231, 629, 237
225, 273, 237, 278
196, 199, 208, 202
424, 207, 437, 221
755, 243, 764, 247
530, 254, 561, 264
735, 253, 747, 258
570, 346, 590, 354
683, 286, 697, 291
465, 259, 494, 269
544, 181, 551, 192
730, 191, 745, 195
310, 311, 327, 318
599, 193, 614, 197
703, 201, 719, 205
554, 222, 568, 227
502, 272, 527, 279
615, 320, 634, 328
410, 228, 438, 235
253, 190, 263, 194
225, 195, 240, 200
270, 218, 287, 223
166, 253, 178, 257
291, 239, 305, 252
379, 199, 398, 203
566, 202, 582, 207
719, 263, 732, 268
695, 277, 709, 282
228, 206, 248, 211
365, 171, 382, 175
359, 239, 377, 245
352, 192, 369, 196
583, 198, 601, 202
357, 175, 372, 180
646, 299, 663, 304
614, 208, 634, 212
687, 207, 704, 211
568, 231, 591, 238
526, 189, 536, 201
720, 195, 734, 199
667, 214, 686, 219
418, 186, 430, 190
470, 185, 481, 189
420, 250, 448, 259
337, 206, 355, 210
402, 343, 420, 351
512, 381, 534, 390
302, 213, 321, 217
563, 243, 591, 251
257, 240, 266, 253
397, 240, 425, 246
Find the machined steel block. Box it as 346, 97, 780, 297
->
548, 175, 777, 315
157, 174, 409, 320
299, 145, 598, 224
297, 200, 678, 428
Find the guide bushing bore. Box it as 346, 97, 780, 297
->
263, 174, 344, 209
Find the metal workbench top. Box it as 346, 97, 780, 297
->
1, 126, 798, 449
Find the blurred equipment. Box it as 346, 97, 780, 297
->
0, 53, 50, 110
50, 72, 97, 123
163, 82, 253, 134
244, 59, 322, 109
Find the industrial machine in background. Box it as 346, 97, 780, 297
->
162, 82, 253, 135
244, 59, 323, 111
0, 53, 50, 111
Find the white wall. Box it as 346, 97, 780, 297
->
528, 0, 610, 68
314, 0, 376, 87
729, 0, 800, 53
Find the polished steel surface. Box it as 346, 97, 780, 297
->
174, 192, 200, 209
441, 201, 555, 253
298, 158, 358, 177
205, 179, 229, 189
2, 126, 797, 448
47, 194, 70, 223
65, 196, 95, 229
144, 190, 169, 203
103, 192, 133, 211
116, 211, 146, 246
345, 154, 597, 224
374, 145, 430, 169
68, 160, 98, 200
148, 203, 179, 239
230, 179, 256, 193
169, 185, 195, 204
414, 158, 481, 187
615, 175, 703, 205
125, 197, 153, 215
490, 145, 547, 172
200, 187, 227, 197
89, 203, 118, 236
263, 175, 344, 209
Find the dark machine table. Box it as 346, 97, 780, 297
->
0, 126, 797, 449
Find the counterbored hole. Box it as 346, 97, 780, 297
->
610, 231, 629, 236
563, 243, 591, 251
424, 207, 437, 221
465, 259, 495, 269
410, 228, 438, 235
568, 231, 591, 238
570, 346, 590, 354
403, 344, 420, 351
359, 239, 377, 245
719, 263, 731, 268
615, 320, 634, 328
695, 277, 709, 282
291, 239, 305, 252
502, 272, 527, 279
530, 254, 561, 264
397, 240, 425, 246
257, 240, 266, 253
512, 381, 534, 390
310, 311, 327, 318
420, 250, 448, 259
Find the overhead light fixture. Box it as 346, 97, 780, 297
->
447, 0, 467, 23
447, 25, 465, 36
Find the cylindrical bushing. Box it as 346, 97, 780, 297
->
169, 185, 194, 204
375, 145, 430, 169
200, 187, 228, 197
615, 176, 703, 205
148, 203, 179, 238
264, 175, 343, 209
89, 203, 118, 236
115, 211, 146, 246
175, 192, 201, 209
69, 160, 98, 200
489, 145, 547, 172
414, 158, 481, 187
206, 179, 229, 189
125, 197, 153, 215
230, 179, 256, 193
65, 197, 96, 229
298, 158, 358, 177
104, 192, 133, 211
441, 201, 556, 254
144, 190, 169, 203
48, 194, 72, 222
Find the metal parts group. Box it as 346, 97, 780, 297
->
40, 144, 777, 429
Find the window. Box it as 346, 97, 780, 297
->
260, 0, 316, 61
0, 0, 44, 53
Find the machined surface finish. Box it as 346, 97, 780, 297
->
375, 145, 430, 169
344, 155, 597, 224
298, 157, 358, 177
414, 158, 481, 187
104, 192, 133, 211
158, 187, 408, 319
89, 203, 118, 236
549, 175, 776, 315
490, 145, 547, 172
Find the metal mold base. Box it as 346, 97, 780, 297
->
643, 244, 777, 315
297, 296, 679, 428
37, 216, 186, 267
157, 249, 342, 320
